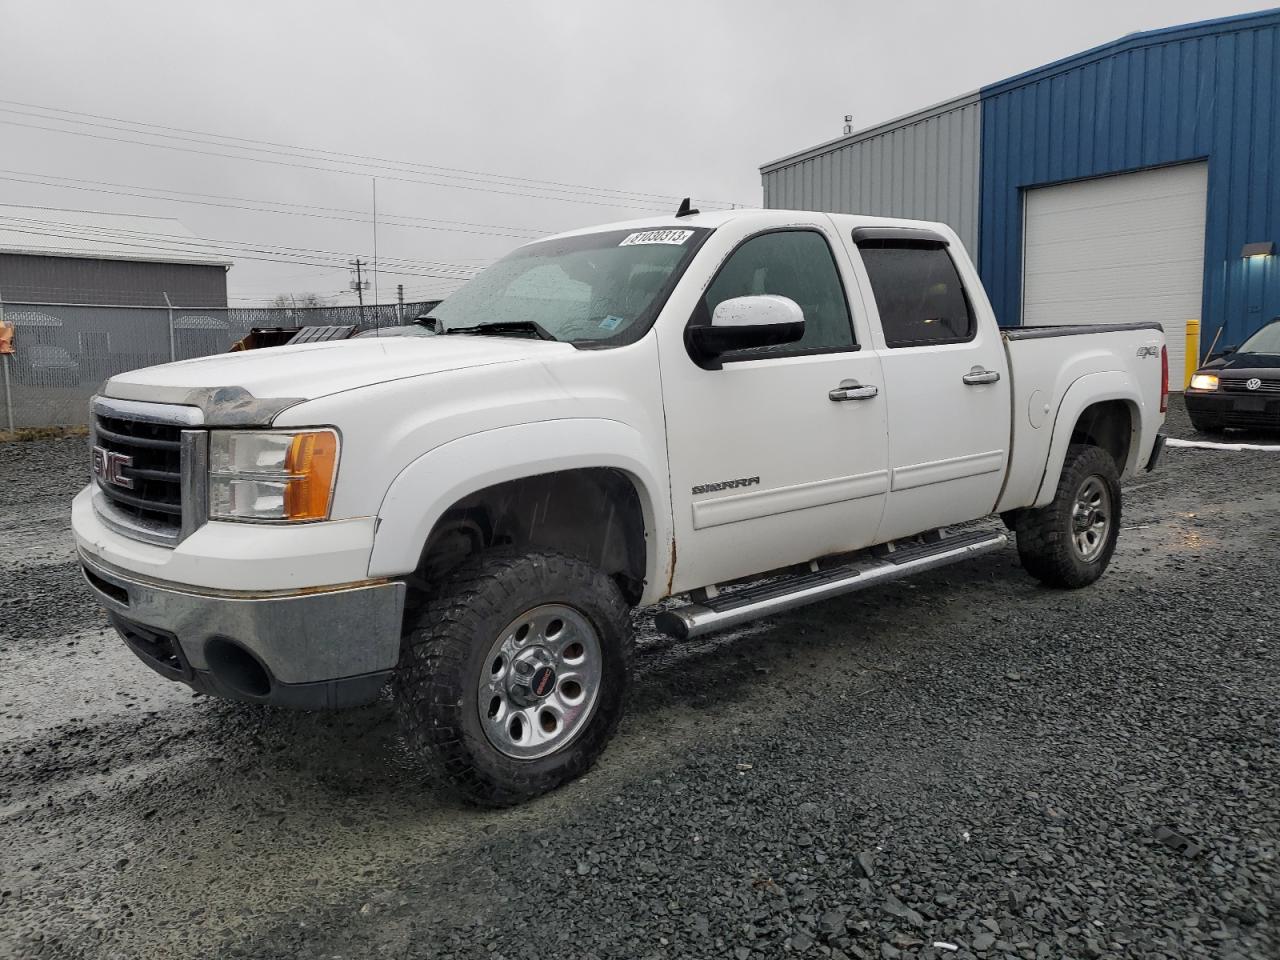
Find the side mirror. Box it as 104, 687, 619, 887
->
687, 295, 805, 369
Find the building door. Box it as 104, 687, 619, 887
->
1022, 162, 1208, 383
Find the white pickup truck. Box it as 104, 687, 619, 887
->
74, 208, 1168, 805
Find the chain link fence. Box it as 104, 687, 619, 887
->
0, 301, 440, 429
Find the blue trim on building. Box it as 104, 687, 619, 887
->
977, 7, 1280, 347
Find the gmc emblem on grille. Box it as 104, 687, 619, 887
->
92, 445, 135, 489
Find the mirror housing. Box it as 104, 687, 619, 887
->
687, 295, 805, 369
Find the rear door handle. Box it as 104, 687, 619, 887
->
962, 367, 1001, 385
829, 379, 879, 402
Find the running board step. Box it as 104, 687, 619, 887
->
654, 529, 1008, 641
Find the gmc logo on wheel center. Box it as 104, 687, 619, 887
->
92, 445, 135, 490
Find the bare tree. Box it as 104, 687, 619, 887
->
267, 292, 330, 309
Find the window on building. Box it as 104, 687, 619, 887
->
700, 230, 856, 359
858, 242, 974, 348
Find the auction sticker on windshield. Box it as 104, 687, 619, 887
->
619, 229, 694, 246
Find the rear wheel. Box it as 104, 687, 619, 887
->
394, 548, 633, 806
1013, 443, 1121, 589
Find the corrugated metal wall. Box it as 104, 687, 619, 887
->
979, 9, 1280, 343
0, 253, 229, 308
761, 95, 982, 258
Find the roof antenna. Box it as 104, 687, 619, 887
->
675, 197, 699, 218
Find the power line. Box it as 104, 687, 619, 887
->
0, 99, 745, 209
0, 220, 477, 281
0, 170, 547, 240
0, 213, 485, 276
1, 116, 733, 214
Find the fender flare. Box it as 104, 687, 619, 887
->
366, 418, 672, 601
1033, 371, 1145, 507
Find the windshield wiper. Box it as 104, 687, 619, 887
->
440, 320, 556, 341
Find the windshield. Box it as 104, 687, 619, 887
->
1238, 320, 1280, 355
427, 227, 710, 345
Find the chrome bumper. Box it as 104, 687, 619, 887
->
79, 551, 406, 709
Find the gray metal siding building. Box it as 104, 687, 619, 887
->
761, 93, 982, 257
0, 207, 231, 429
760, 8, 1280, 376
0, 253, 228, 309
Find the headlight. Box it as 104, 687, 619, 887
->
1188, 373, 1219, 391
209, 429, 339, 522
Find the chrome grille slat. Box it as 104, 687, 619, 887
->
125, 467, 182, 483
1221, 377, 1280, 394
95, 483, 184, 516
93, 423, 184, 450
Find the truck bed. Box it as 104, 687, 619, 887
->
997, 321, 1166, 514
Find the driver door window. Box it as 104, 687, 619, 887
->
699, 230, 857, 359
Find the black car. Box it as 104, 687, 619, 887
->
1185, 318, 1280, 433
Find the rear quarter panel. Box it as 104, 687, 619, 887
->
998, 327, 1165, 512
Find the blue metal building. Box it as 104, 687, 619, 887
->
761, 7, 1280, 373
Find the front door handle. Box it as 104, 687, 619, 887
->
962, 367, 1001, 385
829, 379, 879, 402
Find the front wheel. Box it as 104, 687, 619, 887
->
1013, 443, 1121, 589
394, 548, 633, 807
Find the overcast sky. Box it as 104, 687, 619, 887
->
0, 0, 1273, 306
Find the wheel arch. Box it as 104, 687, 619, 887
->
1033, 373, 1145, 508
368, 419, 672, 605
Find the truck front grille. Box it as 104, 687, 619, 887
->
90, 397, 206, 545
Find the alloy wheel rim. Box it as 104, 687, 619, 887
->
477, 603, 603, 760
1070, 475, 1112, 563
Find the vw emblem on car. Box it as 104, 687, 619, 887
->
1246, 377, 1263, 391
91, 445, 135, 489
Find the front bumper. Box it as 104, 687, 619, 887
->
80, 551, 405, 709
1185, 390, 1280, 430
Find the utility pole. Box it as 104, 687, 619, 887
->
349, 258, 369, 326
397, 284, 404, 325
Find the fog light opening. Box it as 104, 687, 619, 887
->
205, 637, 273, 699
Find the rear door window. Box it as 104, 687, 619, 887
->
857, 242, 974, 348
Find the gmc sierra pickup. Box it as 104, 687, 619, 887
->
73, 208, 1168, 805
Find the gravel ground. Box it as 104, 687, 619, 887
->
2, 398, 1276, 960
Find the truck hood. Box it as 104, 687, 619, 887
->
101, 335, 575, 423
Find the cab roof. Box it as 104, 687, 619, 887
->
542, 208, 951, 243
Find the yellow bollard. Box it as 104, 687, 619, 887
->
1184, 319, 1201, 388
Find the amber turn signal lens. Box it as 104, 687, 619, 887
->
283, 431, 339, 520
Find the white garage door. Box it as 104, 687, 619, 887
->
1022, 162, 1208, 383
